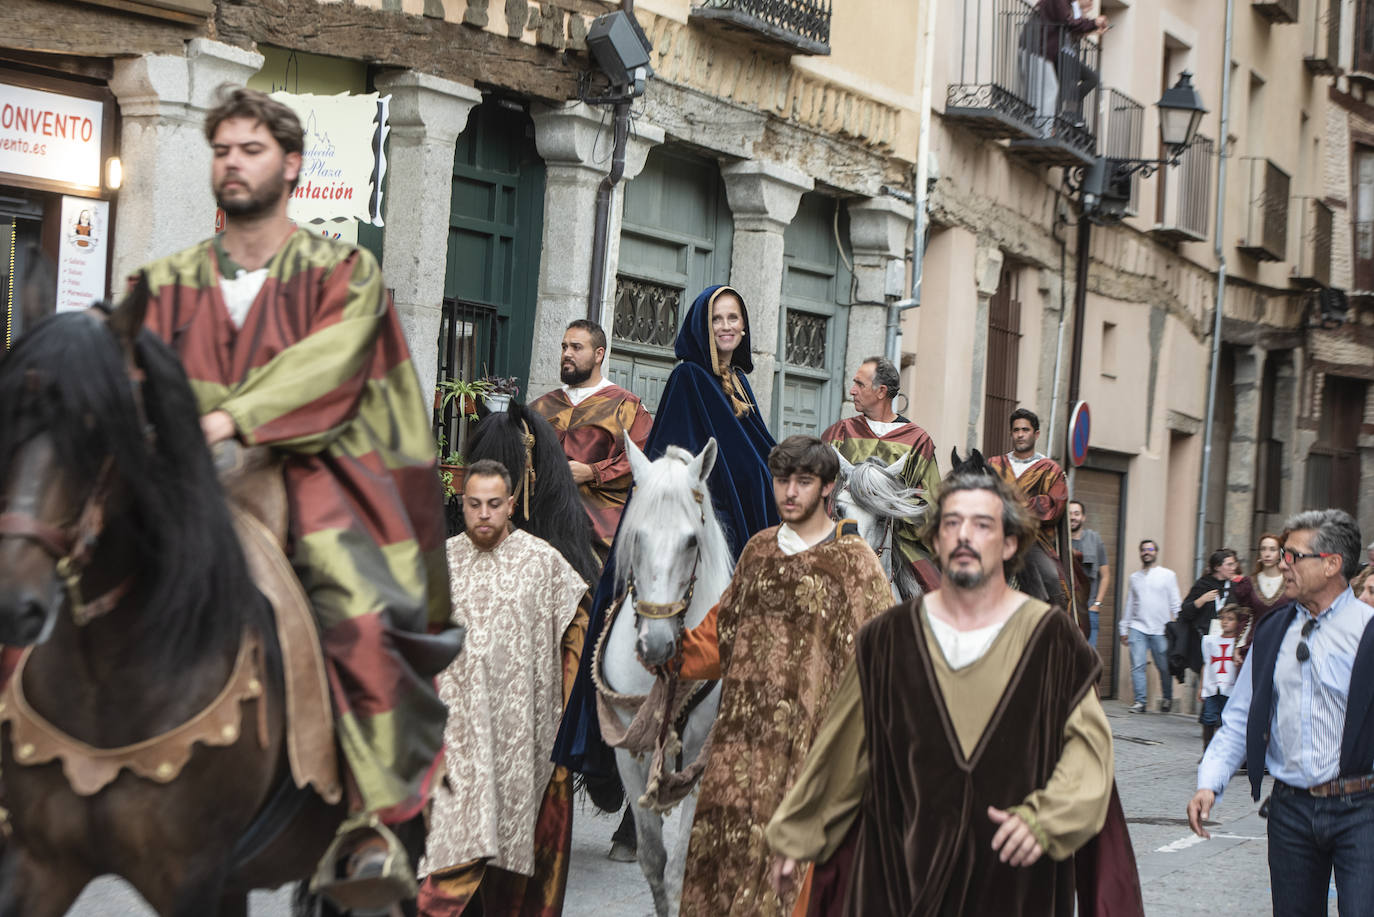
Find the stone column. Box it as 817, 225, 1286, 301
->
966, 245, 1004, 453
374, 71, 483, 395
720, 160, 813, 423
110, 39, 263, 285
1223, 345, 1263, 552
846, 196, 913, 387
527, 103, 663, 399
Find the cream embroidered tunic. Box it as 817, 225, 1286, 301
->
419, 528, 585, 878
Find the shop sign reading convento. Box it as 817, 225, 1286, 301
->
272, 91, 390, 230
0, 83, 103, 191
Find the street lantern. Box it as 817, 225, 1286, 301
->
1156, 71, 1207, 154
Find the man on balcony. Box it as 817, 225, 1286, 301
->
1021, 0, 1107, 134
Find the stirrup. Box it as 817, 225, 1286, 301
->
310, 812, 417, 915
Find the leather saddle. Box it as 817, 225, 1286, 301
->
216, 443, 342, 807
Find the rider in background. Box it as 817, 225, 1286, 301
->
821, 356, 941, 593
133, 86, 460, 908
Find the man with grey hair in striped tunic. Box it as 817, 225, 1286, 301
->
1188, 508, 1374, 915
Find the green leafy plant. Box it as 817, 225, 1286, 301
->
437, 377, 492, 420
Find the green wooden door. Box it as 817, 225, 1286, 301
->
442, 102, 545, 391
777, 193, 851, 436
610, 147, 733, 412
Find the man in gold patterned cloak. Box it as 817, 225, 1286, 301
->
676, 435, 892, 917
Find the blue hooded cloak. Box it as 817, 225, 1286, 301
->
553, 284, 780, 775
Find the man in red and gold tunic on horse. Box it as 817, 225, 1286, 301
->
133, 86, 459, 909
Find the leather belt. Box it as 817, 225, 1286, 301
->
1277, 774, 1374, 798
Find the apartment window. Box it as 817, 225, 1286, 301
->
982, 262, 1022, 458
1248, 74, 1265, 156
1355, 147, 1374, 289
1305, 376, 1366, 513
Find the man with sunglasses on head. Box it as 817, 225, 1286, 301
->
1188, 509, 1374, 916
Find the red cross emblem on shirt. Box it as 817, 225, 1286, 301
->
1211, 642, 1233, 674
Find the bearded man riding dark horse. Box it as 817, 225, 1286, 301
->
0, 86, 460, 915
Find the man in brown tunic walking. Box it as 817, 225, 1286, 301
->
766, 459, 1120, 916
676, 435, 892, 917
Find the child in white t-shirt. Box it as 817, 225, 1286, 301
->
1198, 605, 1240, 753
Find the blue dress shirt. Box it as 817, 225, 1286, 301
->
1198, 587, 1374, 799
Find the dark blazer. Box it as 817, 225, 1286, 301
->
1244, 600, 1374, 800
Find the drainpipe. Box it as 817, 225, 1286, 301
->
587, 101, 631, 323
1194, 0, 1234, 579
886, 0, 939, 363
586, 0, 638, 322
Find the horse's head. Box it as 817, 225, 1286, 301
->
617, 436, 720, 667
0, 286, 149, 645
832, 449, 909, 560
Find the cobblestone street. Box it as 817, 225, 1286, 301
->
72, 697, 1340, 916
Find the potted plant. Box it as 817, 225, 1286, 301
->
436, 377, 492, 421
481, 374, 520, 413
436, 433, 467, 500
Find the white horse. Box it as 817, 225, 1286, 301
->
833, 449, 929, 602
599, 438, 732, 917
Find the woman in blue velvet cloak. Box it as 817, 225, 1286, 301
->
553, 284, 779, 777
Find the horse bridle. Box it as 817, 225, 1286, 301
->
629, 484, 707, 639
0, 456, 133, 626
0, 307, 149, 627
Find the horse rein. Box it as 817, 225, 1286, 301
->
629, 482, 707, 650
0, 456, 133, 626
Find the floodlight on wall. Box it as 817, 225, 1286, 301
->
587, 10, 653, 96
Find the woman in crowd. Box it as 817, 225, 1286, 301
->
1180, 548, 1240, 676
1232, 533, 1287, 663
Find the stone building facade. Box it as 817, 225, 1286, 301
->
2, 0, 929, 445
911, 0, 1367, 703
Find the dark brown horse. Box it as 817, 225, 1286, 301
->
0, 287, 352, 916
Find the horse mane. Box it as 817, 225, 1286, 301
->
465, 403, 599, 586
840, 458, 927, 521
613, 445, 733, 603
0, 310, 263, 665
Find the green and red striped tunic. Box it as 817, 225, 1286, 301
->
139, 229, 451, 813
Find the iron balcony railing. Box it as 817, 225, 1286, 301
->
1305, 0, 1341, 74
945, 0, 1039, 138
1099, 88, 1144, 214
1354, 220, 1374, 291
1253, 0, 1299, 24
1152, 133, 1213, 243
1005, 19, 1101, 165
691, 0, 831, 55
1290, 197, 1333, 287
1238, 157, 1290, 263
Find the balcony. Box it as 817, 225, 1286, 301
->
1252, 0, 1299, 24
1354, 221, 1374, 292
690, 0, 831, 55
945, 0, 1039, 139
1151, 134, 1213, 243
1004, 26, 1101, 166
1237, 157, 1290, 262
1305, 0, 1341, 73
1290, 197, 1333, 287
1097, 88, 1145, 215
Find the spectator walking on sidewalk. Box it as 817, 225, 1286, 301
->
1119, 539, 1181, 713
1188, 509, 1372, 917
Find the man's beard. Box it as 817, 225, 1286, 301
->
216, 170, 288, 218
779, 491, 824, 524
467, 522, 509, 551
947, 566, 993, 589
560, 361, 593, 385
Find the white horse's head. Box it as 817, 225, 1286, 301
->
832, 447, 928, 600
616, 437, 733, 667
